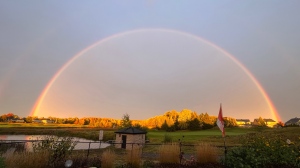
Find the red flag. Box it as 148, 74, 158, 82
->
217, 104, 225, 137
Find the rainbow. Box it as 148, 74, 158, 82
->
30, 28, 281, 121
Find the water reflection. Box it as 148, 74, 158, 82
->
0, 135, 110, 150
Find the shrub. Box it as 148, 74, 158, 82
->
142, 160, 156, 168
195, 142, 219, 163
159, 143, 180, 164
31, 135, 77, 167
103, 131, 115, 141
101, 149, 116, 168
60, 152, 101, 168
224, 133, 300, 167
0, 157, 5, 168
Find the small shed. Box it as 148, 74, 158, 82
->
114, 127, 147, 150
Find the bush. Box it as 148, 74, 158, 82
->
224, 133, 300, 167
31, 135, 77, 167
0, 157, 5, 168
103, 131, 115, 141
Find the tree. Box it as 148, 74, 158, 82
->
258, 117, 266, 126
0, 115, 7, 122
160, 120, 169, 130
25, 116, 33, 123
120, 113, 132, 128
187, 118, 201, 130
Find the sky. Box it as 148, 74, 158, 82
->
0, 1, 300, 122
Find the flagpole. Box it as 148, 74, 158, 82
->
223, 133, 227, 165
217, 103, 227, 166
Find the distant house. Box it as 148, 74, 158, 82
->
236, 119, 251, 127
285, 117, 300, 126
32, 119, 54, 124
10, 119, 25, 123
41, 119, 54, 124
32, 119, 42, 123
114, 127, 147, 150
253, 118, 277, 127
264, 119, 277, 127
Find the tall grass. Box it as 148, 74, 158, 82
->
158, 143, 180, 164
126, 148, 142, 168
195, 142, 219, 163
163, 133, 173, 143
101, 149, 116, 168
4, 150, 50, 168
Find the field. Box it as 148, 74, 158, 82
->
0, 123, 298, 145
1, 124, 300, 167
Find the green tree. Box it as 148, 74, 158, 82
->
187, 118, 201, 130
120, 113, 132, 128
160, 120, 169, 130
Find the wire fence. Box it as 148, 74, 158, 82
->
0, 140, 231, 167
0, 139, 231, 160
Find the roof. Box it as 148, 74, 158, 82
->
253, 118, 276, 122
285, 117, 300, 125
114, 127, 147, 134
264, 119, 276, 122
236, 119, 250, 122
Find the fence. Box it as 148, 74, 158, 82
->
0, 139, 230, 160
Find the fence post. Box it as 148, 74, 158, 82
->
87, 142, 91, 159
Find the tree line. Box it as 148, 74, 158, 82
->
0, 109, 240, 131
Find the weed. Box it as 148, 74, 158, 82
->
158, 142, 180, 164
101, 149, 116, 168
195, 142, 219, 163
126, 148, 142, 168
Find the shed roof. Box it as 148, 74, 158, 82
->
115, 127, 147, 134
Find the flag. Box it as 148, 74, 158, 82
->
217, 104, 225, 137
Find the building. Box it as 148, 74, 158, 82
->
114, 127, 147, 150
253, 118, 277, 127
285, 117, 300, 126
32, 119, 54, 123
10, 119, 25, 123
236, 119, 251, 127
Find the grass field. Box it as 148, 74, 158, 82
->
1, 124, 299, 167
0, 123, 299, 146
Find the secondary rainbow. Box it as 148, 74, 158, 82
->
30, 28, 282, 121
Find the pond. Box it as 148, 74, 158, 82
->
0, 135, 110, 150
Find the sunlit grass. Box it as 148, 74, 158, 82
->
158, 143, 180, 164
101, 149, 116, 168
126, 148, 142, 168
4, 150, 50, 168
195, 142, 219, 163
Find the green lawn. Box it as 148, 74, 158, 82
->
0, 123, 298, 147
147, 127, 256, 145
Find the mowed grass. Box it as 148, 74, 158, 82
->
147, 127, 255, 145
1, 123, 299, 146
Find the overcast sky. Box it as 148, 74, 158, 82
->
1, 1, 299, 122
